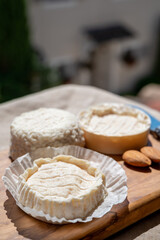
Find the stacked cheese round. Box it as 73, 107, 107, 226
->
79, 103, 151, 154
17, 155, 107, 220
10, 108, 85, 160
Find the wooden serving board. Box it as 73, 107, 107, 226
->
0, 135, 160, 240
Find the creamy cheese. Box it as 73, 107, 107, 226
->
27, 162, 96, 198
79, 103, 151, 154
88, 114, 148, 136
17, 155, 107, 220
10, 108, 85, 160
80, 103, 150, 136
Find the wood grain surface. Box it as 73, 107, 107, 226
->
0, 135, 160, 240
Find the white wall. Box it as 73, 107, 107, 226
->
28, 0, 160, 65
27, 0, 160, 93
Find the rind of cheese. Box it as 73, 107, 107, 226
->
17, 155, 107, 220
79, 103, 151, 154
10, 108, 85, 160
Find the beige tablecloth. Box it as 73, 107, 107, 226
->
0, 84, 159, 239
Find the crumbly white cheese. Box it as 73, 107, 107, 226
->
79, 103, 150, 136
17, 155, 107, 220
10, 108, 85, 160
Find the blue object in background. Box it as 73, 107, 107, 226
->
129, 104, 160, 140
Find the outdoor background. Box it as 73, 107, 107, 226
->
0, 0, 160, 109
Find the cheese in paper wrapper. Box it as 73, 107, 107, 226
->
2, 145, 127, 224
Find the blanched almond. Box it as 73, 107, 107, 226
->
122, 150, 151, 167
140, 146, 160, 163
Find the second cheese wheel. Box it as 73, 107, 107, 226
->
10, 108, 85, 160
79, 103, 151, 154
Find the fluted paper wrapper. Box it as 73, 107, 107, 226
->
2, 145, 127, 224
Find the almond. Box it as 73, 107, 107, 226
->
122, 150, 151, 167
140, 146, 160, 163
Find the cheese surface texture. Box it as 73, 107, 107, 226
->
17, 155, 107, 220
10, 108, 85, 160
88, 114, 148, 136
80, 103, 150, 136
79, 103, 151, 154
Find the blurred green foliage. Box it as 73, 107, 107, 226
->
0, 0, 62, 103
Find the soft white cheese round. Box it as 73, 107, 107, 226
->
17, 155, 107, 220
79, 103, 151, 154
10, 108, 85, 160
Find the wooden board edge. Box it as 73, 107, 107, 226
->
82, 197, 160, 240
